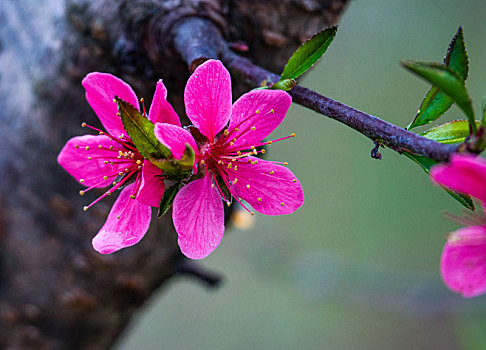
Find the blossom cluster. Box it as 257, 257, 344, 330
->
58, 60, 304, 259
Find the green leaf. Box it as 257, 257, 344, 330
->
445, 27, 468, 81
149, 144, 195, 181
270, 79, 297, 91
421, 120, 477, 144
116, 98, 171, 160
157, 183, 182, 218
481, 94, 486, 127
403, 151, 474, 210
280, 26, 337, 80
407, 27, 469, 130
401, 61, 476, 134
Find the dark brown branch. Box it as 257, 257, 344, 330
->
170, 17, 459, 162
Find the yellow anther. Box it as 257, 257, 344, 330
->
267, 141, 273, 145
130, 194, 136, 199
230, 142, 234, 146
117, 215, 121, 220
106, 191, 112, 195
251, 126, 256, 131
237, 151, 242, 156
234, 128, 239, 132
292, 179, 297, 183
224, 129, 229, 136
291, 133, 296, 137
200, 159, 206, 165
137, 166, 142, 170
246, 184, 250, 189
119, 172, 124, 176
269, 171, 274, 175
227, 162, 232, 169
270, 109, 275, 114
98, 145, 102, 149
232, 158, 236, 162
80, 179, 85, 183
252, 150, 257, 155
75, 145, 79, 149
85, 146, 90, 151
234, 165, 238, 170
233, 138, 237, 142
140, 97, 144, 103
136, 160, 142, 165
79, 190, 85, 196
110, 162, 114, 165
119, 151, 123, 156
124, 168, 129, 172
281, 202, 285, 207
103, 176, 108, 180
113, 99, 117, 103
88, 157, 92, 160
113, 181, 117, 186
116, 112, 121, 116
226, 201, 231, 207
218, 160, 222, 164
119, 134, 124, 139
211, 184, 215, 188
99, 131, 104, 135
233, 178, 238, 184
256, 110, 260, 114
250, 211, 255, 216
81, 122, 87, 127
83, 206, 88, 211
257, 197, 262, 202
251, 146, 256, 150
104, 161, 108, 164
284, 162, 288, 166
261, 149, 266, 154
109, 145, 113, 150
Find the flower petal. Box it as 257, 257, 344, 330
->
148, 80, 181, 126
154, 123, 200, 160
230, 157, 304, 215
172, 175, 225, 259
57, 135, 127, 187
184, 60, 232, 141
441, 225, 486, 297
92, 183, 152, 254
136, 160, 164, 208
82, 72, 140, 137
431, 154, 486, 204
227, 89, 292, 149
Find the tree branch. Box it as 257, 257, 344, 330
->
170, 17, 459, 162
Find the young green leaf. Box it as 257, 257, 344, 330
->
407, 27, 469, 130
270, 79, 297, 91
401, 61, 476, 134
149, 144, 195, 180
421, 120, 478, 144
403, 151, 474, 210
482, 94, 486, 127
157, 183, 182, 218
116, 97, 171, 160
280, 26, 337, 80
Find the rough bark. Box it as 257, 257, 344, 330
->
0, 1, 349, 349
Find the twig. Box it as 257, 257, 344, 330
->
170, 17, 458, 162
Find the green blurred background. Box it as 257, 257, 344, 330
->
119, 0, 486, 349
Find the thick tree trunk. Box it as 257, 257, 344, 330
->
0, 1, 349, 348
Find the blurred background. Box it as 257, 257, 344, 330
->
119, 0, 486, 349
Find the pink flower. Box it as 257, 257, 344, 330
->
154, 60, 304, 259
58, 73, 180, 254
431, 154, 486, 297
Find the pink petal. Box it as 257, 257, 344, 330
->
184, 60, 232, 141
136, 160, 165, 208
148, 80, 181, 126
431, 154, 486, 205
441, 225, 486, 297
154, 123, 200, 160
172, 175, 225, 259
92, 183, 152, 254
227, 89, 292, 149
230, 157, 304, 215
57, 135, 127, 187
82, 72, 140, 137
